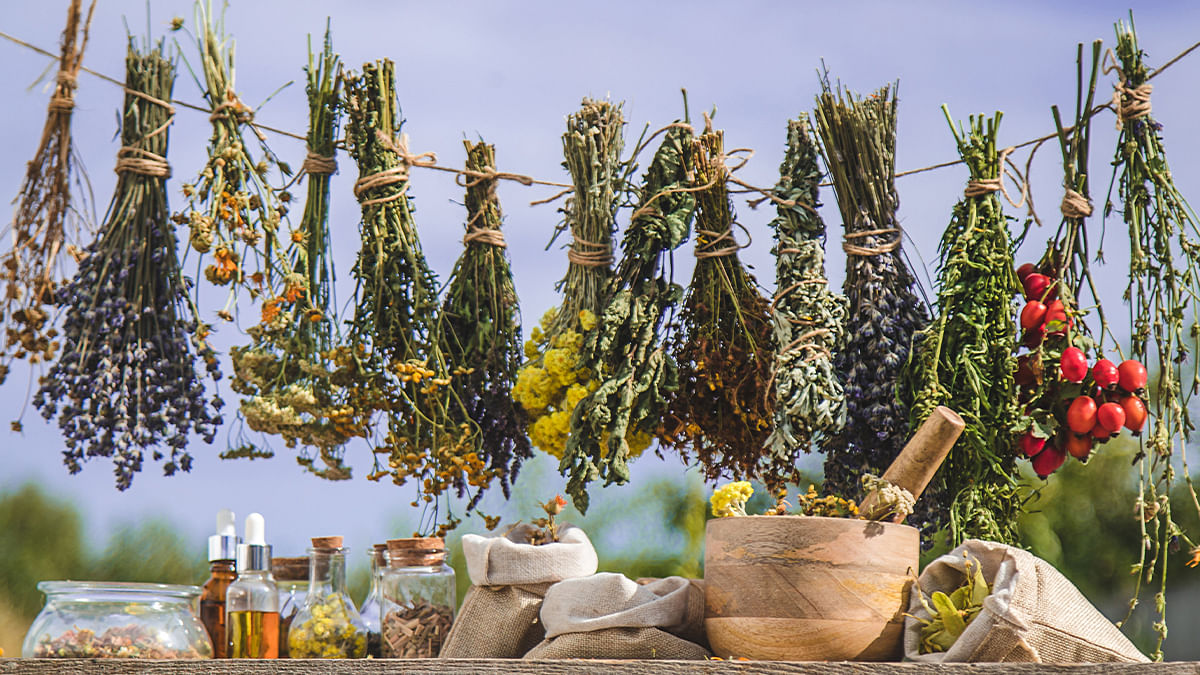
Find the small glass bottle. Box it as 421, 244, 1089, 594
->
271, 556, 310, 658
358, 544, 388, 657
379, 537, 455, 658
286, 536, 368, 658
225, 513, 279, 659
199, 509, 239, 658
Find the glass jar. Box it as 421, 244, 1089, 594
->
358, 544, 388, 657
22, 581, 212, 659
287, 539, 368, 658
379, 537, 455, 658
271, 556, 309, 658
199, 560, 236, 658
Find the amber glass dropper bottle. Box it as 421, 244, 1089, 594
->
226, 513, 279, 658
200, 508, 240, 657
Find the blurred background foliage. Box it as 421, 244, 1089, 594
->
4, 445, 1200, 659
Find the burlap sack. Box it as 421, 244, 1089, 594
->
439, 524, 598, 658
904, 539, 1148, 664
523, 573, 710, 660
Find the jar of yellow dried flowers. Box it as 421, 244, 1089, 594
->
286, 537, 367, 658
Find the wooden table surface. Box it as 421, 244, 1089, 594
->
1, 660, 1194, 674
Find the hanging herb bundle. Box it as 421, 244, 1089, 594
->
902, 110, 1021, 546
1, 0, 96, 390
561, 121, 697, 511
437, 139, 530, 497
764, 116, 848, 457
663, 117, 777, 488
512, 99, 627, 463
177, 0, 294, 320
344, 59, 488, 534
813, 84, 930, 524
225, 29, 357, 477
1109, 18, 1200, 659
33, 38, 223, 490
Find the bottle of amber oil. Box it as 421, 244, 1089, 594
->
225, 513, 280, 658
200, 508, 240, 658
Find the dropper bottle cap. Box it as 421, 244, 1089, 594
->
236, 513, 272, 572
208, 508, 240, 562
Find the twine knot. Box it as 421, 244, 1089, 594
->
463, 227, 507, 248
353, 132, 437, 207
1060, 188, 1093, 219
114, 146, 170, 178
301, 148, 337, 176
1113, 81, 1153, 124
209, 96, 254, 124
567, 235, 613, 267
48, 71, 79, 113
842, 224, 901, 257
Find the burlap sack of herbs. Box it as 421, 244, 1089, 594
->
904, 539, 1147, 663
523, 573, 709, 660
441, 498, 598, 658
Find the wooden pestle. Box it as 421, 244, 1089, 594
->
859, 405, 965, 522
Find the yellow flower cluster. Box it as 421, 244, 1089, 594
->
514, 307, 650, 458
795, 484, 859, 518
287, 593, 367, 658
710, 481, 754, 517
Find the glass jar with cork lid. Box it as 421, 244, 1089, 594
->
271, 556, 309, 658
286, 536, 368, 658
359, 543, 388, 657
379, 537, 455, 658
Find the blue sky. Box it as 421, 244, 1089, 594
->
2, 0, 1200, 560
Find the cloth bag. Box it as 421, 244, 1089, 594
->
524, 573, 709, 660
440, 524, 598, 658
904, 539, 1148, 664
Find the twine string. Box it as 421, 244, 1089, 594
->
301, 148, 337, 175
114, 85, 176, 178
843, 223, 901, 257
1103, 47, 1154, 125
963, 146, 1027, 210
1060, 188, 1094, 219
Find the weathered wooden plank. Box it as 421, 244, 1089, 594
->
2, 660, 1200, 674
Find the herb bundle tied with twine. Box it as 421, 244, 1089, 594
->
1, 0, 96, 394
561, 120, 698, 512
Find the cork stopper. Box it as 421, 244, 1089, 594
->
370, 543, 389, 567
311, 535, 344, 550
271, 556, 310, 581
387, 537, 446, 567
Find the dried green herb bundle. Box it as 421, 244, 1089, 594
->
178, 0, 294, 319
764, 116, 847, 457
34, 38, 222, 490
814, 85, 930, 527
225, 29, 356, 476
1, 0, 96, 389
344, 59, 486, 534
513, 99, 628, 466
903, 110, 1021, 546
1109, 18, 1200, 659
561, 122, 697, 511
664, 118, 777, 487
438, 139, 531, 498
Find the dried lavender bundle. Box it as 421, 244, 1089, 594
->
226, 29, 355, 477
664, 118, 778, 489
0, 0, 96, 389
344, 60, 487, 535
513, 99, 627, 467
765, 116, 848, 457
562, 122, 697, 511
437, 139, 531, 498
903, 110, 1021, 546
814, 84, 930, 521
33, 39, 223, 490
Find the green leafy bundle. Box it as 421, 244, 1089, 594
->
562, 123, 697, 512
438, 139, 531, 499
225, 29, 356, 476
1110, 18, 1200, 659
764, 116, 847, 457
344, 59, 485, 535
664, 119, 777, 488
903, 110, 1021, 546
